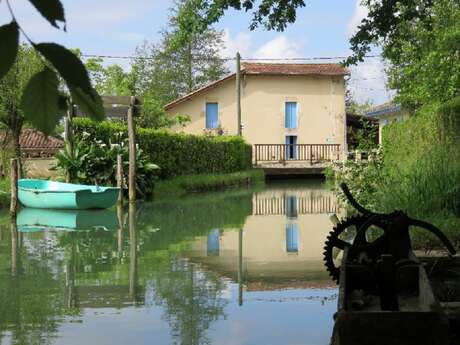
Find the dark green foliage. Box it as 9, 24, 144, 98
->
173, 0, 307, 46
34, 43, 92, 95
28, 0, 66, 29
0, 22, 19, 80
21, 67, 61, 135
72, 118, 253, 179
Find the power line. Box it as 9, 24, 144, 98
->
81, 53, 381, 61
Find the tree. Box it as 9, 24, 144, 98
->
0, 45, 44, 160
135, 0, 229, 105
0, 0, 104, 135
385, 0, 460, 110
172, 0, 307, 46
85, 58, 135, 96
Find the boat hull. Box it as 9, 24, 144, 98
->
18, 179, 119, 210
17, 208, 119, 232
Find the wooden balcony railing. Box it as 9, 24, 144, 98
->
254, 144, 341, 164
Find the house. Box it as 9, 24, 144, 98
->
0, 129, 64, 178
165, 63, 349, 162
366, 101, 409, 144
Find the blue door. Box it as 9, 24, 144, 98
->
285, 136, 298, 160
285, 102, 297, 129
286, 223, 299, 253
206, 103, 219, 129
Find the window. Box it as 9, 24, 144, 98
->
286, 223, 299, 253
206, 103, 219, 129
285, 102, 297, 129
207, 229, 220, 256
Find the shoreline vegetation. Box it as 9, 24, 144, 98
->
0, 169, 266, 210
153, 169, 265, 198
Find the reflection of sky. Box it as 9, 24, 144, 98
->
54, 284, 337, 345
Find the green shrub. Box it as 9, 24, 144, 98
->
73, 118, 252, 179
54, 137, 159, 198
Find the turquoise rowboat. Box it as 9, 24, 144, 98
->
17, 208, 119, 232
18, 179, 120, 210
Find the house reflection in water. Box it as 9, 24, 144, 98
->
192, 186, 344, 299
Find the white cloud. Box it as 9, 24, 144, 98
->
347, 0, 368, 37
254, 35, 302, 61
348, 58, 395, 105
221, 29, 252, 59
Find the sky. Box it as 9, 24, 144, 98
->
0, 0, 394, 104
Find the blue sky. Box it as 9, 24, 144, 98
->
0, 0, 392, 104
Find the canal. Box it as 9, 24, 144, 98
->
0, 180, 342, 345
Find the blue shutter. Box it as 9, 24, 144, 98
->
286, 223, 299, 253
207, 228, 220, 256
285, 102, 297, 129
206, 103, 218, 129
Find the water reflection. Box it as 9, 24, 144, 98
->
0, 181, 342, 345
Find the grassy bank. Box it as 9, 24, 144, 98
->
0, 179, 9, 210
154, 169, 265, 198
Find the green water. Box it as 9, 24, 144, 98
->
0, 180, 341, 345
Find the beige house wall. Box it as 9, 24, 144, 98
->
166, 74, 347, 154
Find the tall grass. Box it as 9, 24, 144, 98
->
332, 101, 460, 248
154, 169, 265, 198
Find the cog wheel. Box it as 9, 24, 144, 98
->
323, 215, 368, 283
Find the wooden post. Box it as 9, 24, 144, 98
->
236, 52, 242, 136
10, 158, 18, 217
64, 99, 75, 183
127, 96, 137, 203
116, 154, 124, 205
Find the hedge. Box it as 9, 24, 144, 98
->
72, 118, 253, 179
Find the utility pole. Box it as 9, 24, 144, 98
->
236, 52, 242, 136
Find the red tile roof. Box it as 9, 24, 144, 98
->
0, 129, 64, 151
242, 62, 349, 76
165, 63, 349, 110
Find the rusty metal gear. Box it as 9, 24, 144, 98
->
323, 215, 368, 283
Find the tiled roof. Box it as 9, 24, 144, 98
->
242, 62, 349, 76
0, 129, 64, 150
165, 63, 349, 110
366, 101, 402, 117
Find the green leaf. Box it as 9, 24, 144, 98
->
35, 43, 92, 95
28, 0, 66, 30
21, 67, 61, 135
0, 21, 19, 80
70, 85, 105, 121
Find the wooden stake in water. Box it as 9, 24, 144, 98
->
116, 154, 124, 205
10, 158, 18, 217
128, 203, 138, 301
127, 96, 137, 203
